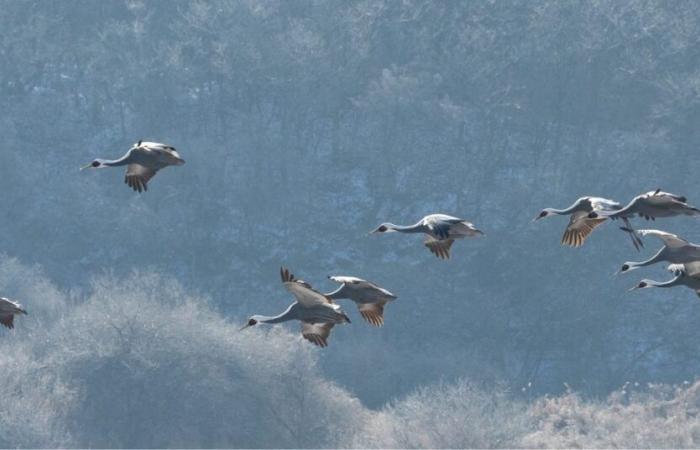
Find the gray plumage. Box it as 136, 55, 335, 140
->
240, 268, 351, 348
0, 297, 27, 330
326, 276, 397, 327
534, 196, 642, 250
617, 229, 700, 275
629, 261, 700, 297
371, 213, 483, 260
82, 140, 185, 193
591, 190, 700, 221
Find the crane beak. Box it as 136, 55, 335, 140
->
238, 324, 252, 332
80, 164, 91, 171
627, 285, 640, 292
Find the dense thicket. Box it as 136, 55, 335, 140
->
2, 259, 700, 448
2, 0, 700, 420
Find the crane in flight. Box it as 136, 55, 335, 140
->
240, 268, 351, 347
325, 275, 397, 327
0, 297, 27, 329
629, 261, 700, 298
615, 229, 700, 275
589, 189, 700, 222
534, 196, 642, 250
371, 213, 483, 260
81, 140, 185, 192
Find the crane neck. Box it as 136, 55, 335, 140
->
253, 304, 297, 324
648, 276, 682, 288
100, 150, 135, 167
627, 247, 666, 268
546, 206, 575, 215
389, 222, 427, 233
102, 159, 130, 167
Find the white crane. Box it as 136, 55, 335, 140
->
616, 229, 700, 275
629, 261, 700, 297
81, 140, 185, 192
370, 214, 483, 259
240, 268, 351, 347
325, 276, 397, 327
534, 196, 642, 249
589, 189, 700, 221
0, 297, 27, 329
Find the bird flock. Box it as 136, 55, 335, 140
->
2, 142, 699, 349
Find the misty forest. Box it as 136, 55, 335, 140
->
3, 0, 700, 447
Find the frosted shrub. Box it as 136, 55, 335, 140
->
522, 382, 700, 448
0, 265, 367, 448
352, 379, 530, 448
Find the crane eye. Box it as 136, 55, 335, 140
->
539, 211, 547, 217
248, 318, 257, 326
91, 161, 100, 167
378, 225, 387, 232
638, 282, 647, 288
621, 264, 629, 271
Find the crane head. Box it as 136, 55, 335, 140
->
628, 280, 650, 292
532, 209, 552, 222
80, 159, 107, 170
370, 223, 394, 234
615, 263, 637, 276
239, 317, 258, 331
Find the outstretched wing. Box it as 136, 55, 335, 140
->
634, 229, 688, 248
588, 197, 621, 212
0, 314, 14, 329
561, 211, 606, 247
422, 214, 464, 239
328, 276, 365, 285
358, 303, 385, 327
125, 164, 157, 193
646, 190, 686, 203
328, 276, 387, 292
280, 267, 331, 307
424, 236, 454, 259
595, 196, 642, 219
301, 322, 334, 348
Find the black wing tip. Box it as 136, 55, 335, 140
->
305, 334, 328, 348
280, 267, 295, 283
125, 176, 147, 193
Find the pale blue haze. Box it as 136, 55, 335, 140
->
1, 1, 700, 447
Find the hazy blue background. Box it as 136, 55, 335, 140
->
2, 0, 700, 447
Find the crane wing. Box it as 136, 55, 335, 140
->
588, 197, 621, 211
358, 303, 385, 327
424, 236, 454, 259
422, 215, 464, 239
0, 314, 14, 329
301, 322, 334, 348
561, 212, 606, 247
328, 276, 365, 285
595, 196, 642, 219
280, 267, 331, 308
328, 276, 387, 292
634, 229, 688, 248
125, 164, 157, 193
